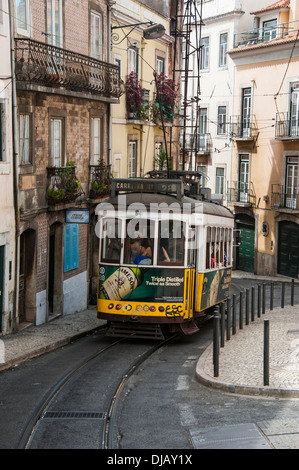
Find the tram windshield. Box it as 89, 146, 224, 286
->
124, 219, 154, 265
101, 218, 122, 262
158, 220, 184, 265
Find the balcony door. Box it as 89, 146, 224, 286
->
241, 88, 251, 137
239, 154, 249, 203
50, 118, 64, 167
47, 0, 63, 47
290, 82, 299, 137
285, 156, 298, 209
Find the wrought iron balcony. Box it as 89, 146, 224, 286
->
271, 184, 299, 211
47, 165, 84, 205
180, 133, 211, 154
89, 160, 111, 199
233, 20, 299, 48
15, 38, 123, 100
229, 115, 258, 140
275, 113, 299, 140
227, 181, 256, 206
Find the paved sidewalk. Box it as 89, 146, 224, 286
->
0, 306, 105, 372
196, 304, 299, 398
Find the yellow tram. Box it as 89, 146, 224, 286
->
96, 176, 234, 338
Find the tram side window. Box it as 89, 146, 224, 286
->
158, 220, 184, 265
101, 218, 122, 262
206, 226, 232, 269
124, 219, 154, 265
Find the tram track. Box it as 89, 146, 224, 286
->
17, 332, 177, 450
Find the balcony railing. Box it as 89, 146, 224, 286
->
180, 133, 211, 154
230, 116, 258, 140
47, 165, 84, 205
89, 160, 111, 199
271, 184, 299, 210
275, 113, 299, 139
227, 181, 256, 206
233, 20, 299, 48
15, 38, 123, 99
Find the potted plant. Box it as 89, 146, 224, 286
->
151, 72, 178, 124
125, 72, 145, 119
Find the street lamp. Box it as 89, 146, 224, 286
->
111, 22, 166, 44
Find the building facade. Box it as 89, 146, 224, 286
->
227, 0, 299, 276
0, 0, 17, 334
9, 0, 122, 331
110, 0, 181, 177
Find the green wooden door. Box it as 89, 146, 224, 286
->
236, 216, 255, 273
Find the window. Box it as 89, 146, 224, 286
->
128, 46, 138, 75
124, 219, 154, 265
241, 88, 252, 137
91, 117, 102, 164
128, 140, 137, 177
285, 156, 298, 209
199, 108, 208, 150
50, 118, 64, 166
101, 218, 122, 263
19, 114, 31, 164
239, 154, 250, 203
47, 0, 63, 47
206, 226, 232, 269
158, 220, 184, 265
156, 56, 165, 75
200, 37, 209, 70
90, 11, 102, 61
16, 0, 30, 35
197, 165, 206, 187
263, 19, 277, 41
290, 82, 299, 137
219, 33, 227, 67
217, 106, 227, 135
216, 167, 224, 195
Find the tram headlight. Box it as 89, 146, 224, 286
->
108, 303, 114, 309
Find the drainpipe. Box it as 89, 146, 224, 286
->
9, 0, 20, 332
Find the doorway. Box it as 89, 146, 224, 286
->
48, 222, 63, 315
19, 230, 36, 324
236, 214, 255, 273
278, 221, 299, 278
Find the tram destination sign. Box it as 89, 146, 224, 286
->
111, 178, 184, 199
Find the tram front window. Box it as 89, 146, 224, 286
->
101, 218, 121, 262
124, 220, 154, 265
158, 220, 184, 265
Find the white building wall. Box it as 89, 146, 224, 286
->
0, 0, 17, 334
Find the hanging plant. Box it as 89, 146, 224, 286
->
152, 72, 178, 124
125, 72, 145, 117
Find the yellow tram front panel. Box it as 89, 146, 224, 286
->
195, 267, 232, 312
97, 266, 195, 322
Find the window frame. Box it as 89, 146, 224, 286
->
19, 113, 32, 165
217, 105, 227, 135
50, 117, 65, 167
90, 116, 103, 165
16, 0, 31, 36
219, 32, 228, 68
90, 10, 103, 61
200, 37, 209, 70
46, 0, 63, 48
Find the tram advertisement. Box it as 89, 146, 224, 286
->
99, 265, 184, 302
200, 268, 232, 310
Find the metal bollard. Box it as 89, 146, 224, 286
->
262, 283, 266, 314
246, 288, 250, 325
291, 279, 295, 306
220, 302, 225, 348
258, 284, 261, 318
213, 315, 220, 377
270, 282, 274, 311
264, 319, 270, 386
251, 286, 255, 321
281, 282, 285, 309
232, 294, 236, 335
239, 291, 243, 330
226, 297, 231, 341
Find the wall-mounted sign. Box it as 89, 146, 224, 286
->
66, 210, 90, 224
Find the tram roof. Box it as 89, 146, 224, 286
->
100, 192, 234, 218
